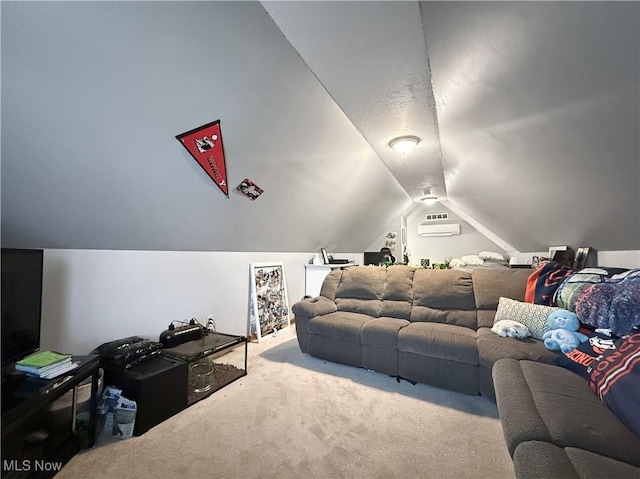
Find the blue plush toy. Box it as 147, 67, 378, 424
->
542, 309, 588, 353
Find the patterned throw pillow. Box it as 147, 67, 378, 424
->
494, 297, 559, 340
588, 333, 640, 437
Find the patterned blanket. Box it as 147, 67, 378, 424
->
554, 268, 610, 311
525, 262, 576, 306
574, 269, 640, 337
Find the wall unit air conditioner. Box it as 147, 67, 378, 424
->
417, 223, 461, 237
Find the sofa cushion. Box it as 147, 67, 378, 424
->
379, 266, 414, 320
513, 441, 640, 479
513, 441, 581, 479
334, 297, 382, 317
564, 446, 640, 479
291, 296, 338, 319
361, 316, 408, 375
409, 307, 477, 329
411, 269, 477, 328
493, 358, 640, 467
361, 317, 409, 349
307, 311, 372, 343
319, 269, 343, 301
472, 268, 531, 328
494, 297, 558, 340
398, 322, 478, 365
476, 310, 497, 330
334, 266, 386, 317
412, 269, 476, 310
335, 266, 386, 300
477, 328, 559, 369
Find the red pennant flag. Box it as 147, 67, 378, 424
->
176, 120, 229, 197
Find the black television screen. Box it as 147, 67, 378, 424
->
1, 248, 44, 367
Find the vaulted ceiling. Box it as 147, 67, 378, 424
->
264, 1, 640, 252
2, 2, 638, 254
264, 1, 446, 203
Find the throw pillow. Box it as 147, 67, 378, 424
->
479, 251, 505, 261
491, 319, 531, 338
494, 297, 559, 340
588, 333, 640, 438
525, 261, 576, 306
448, 258, 466, 268
460, 254, 484, 266
556, 328, 618, 379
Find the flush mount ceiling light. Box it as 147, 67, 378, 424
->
388, 135, 420, 154
419, 189, 439, 205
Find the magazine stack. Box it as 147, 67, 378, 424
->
15, 351, 78, 379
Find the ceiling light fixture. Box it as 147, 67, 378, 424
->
419, 189, 439, 205
388, 135, 420, 154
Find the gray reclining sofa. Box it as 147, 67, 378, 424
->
292, 264, 640, 478
493, 358, 640, 479
292, 264, 556, 398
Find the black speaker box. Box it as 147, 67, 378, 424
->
102, 354, 188, 436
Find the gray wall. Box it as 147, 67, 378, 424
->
367, 204, 507, 265
422, 1, 640, 252
1, 1, 409, 252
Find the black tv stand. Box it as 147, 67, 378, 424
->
1, 355, 100, 478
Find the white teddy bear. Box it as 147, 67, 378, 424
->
491, 319, 531, 339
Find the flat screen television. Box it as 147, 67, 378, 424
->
1, 248, 44, 367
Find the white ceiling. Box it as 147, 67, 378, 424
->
264, 1, 446, 202
265, 1, 640, 252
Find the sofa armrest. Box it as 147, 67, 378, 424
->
292, 296, 338, 354
292, 296, 338, 319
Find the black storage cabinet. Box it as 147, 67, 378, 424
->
102, 354, 188, 436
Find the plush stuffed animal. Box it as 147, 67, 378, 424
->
547, 309, 580, 332
491, 319, 531, 339
543, 309, 588, 353
542, 328, 589, 353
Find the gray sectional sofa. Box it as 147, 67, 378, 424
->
292, 265, 556, 398
493, 358, 640, 479
291, 264, 640, 479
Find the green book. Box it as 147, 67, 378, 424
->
16, 351, 72, 369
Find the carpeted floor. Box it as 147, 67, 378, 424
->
56, 327, 515, 479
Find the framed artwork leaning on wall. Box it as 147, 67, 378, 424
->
248, 262, 290, 342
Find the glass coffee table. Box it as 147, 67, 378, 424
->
162, 332, 247, 406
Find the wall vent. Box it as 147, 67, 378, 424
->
425, 212, 449, 221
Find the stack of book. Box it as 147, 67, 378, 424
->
15, 351, 78, 379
